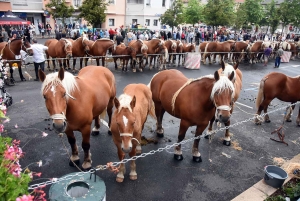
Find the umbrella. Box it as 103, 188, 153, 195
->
0, 10, 31, 25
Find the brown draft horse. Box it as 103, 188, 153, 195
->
86, 39, 115, 67
0, 38, 33, 81
111, 84, 155, 182
71, 36, 90, 72
164, 40, 177, 66
203, 40, 235, 65
231, 41, 250, 64
248, 41, 263, 64
206, 61, 243, 145
128, 39, 148, 72
144, 38, 168, 71
289, 42, 298, 60
39, 66, 116, 170
255, 72, 300, 125
149, 69, 235, 162
180, 43, 196, 65
199, 41, 209, 63
44, 38, 73, 71
112, 44, 137, 72
175, 40, 183, 67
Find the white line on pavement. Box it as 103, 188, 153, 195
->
235, 101, 253, 109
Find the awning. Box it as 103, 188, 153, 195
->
0, 10, 31, 25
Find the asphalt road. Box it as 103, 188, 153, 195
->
3, 39, 300, 201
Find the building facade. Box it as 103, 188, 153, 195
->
102, 0, 126, 30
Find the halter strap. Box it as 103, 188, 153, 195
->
120, 133, 140, 144
50, 112, 66, 120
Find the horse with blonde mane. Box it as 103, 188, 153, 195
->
39, 66, 116, 170
149, 69, 235, 162
206, 61, 242, 145
128, 39, 148, 72
254, 72, 300, 125
110, 84, 155, 182
71, 36, 90, 72
144, 38, 168, 71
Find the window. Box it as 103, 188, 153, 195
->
162, 0, 165, 7
153, 20, 158, 26
145, 19, 150, 26
132, 19, 137, 24
146, 0, 150, 5
109, 19, 115, 26
127, 0, 144, 4
108, 0, 115, 4
73, 0, 81, 7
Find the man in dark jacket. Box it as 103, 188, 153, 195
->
116, 32, 124, 45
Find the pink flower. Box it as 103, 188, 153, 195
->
3, 118, 10, 123
42, 132, 48, 137
33, 172, 42, 177
16, 194, 34, 201
0, 124, 4, 133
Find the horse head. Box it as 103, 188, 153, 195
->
139, 40, 148, 60
114, 94, 137, 153
61, 39, 73, 59
221, 60, 239, 83
170, 40, 177, 53
190, 43, 196, 52
22, 39, 33, 56
39, 67, 78, 133
211, 69, 235, 123
128, 46, 137, 65
82, 36, 90, 53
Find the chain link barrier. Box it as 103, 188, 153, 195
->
28, 101, 299, 190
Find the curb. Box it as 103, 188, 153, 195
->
231, 154, 300, 201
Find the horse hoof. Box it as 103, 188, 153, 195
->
108, 130, 112, 135
82, 166, 91, 172
130, 175, 137, 180
69, 159, 80, 167
265, 119, 271, 123
174, 154, 183, 161
255, 122, 261, 125
193, 156, 202, 163
116, 177, 124, 183
21, 78, 26, 81
139, 68, 143, 72
223, 140, 231, 146
132, 69, 136, 73
91, 131, 100, 136
286, 119, 292, 122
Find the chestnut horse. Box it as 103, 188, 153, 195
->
112, 44, 137, 72
86, 38, 115, 67
181, 43, 196, 65
144, 38, 168, 71
39, 66, 116, 170
149, 69, 235, 162
203, 41, 235, 65
254, 72, 300, 125
45, 38, 73, 71
71, 36, 90, 72
164, 40, 177, 66
0, 38, 33, 82
111, 84, 155, 182
199, 41, 209, 63
231, 41, 250, 64
248, 41, 263, 64
175, 40, 183, 67
128, 39, 148, 72
207, 61, 243, 145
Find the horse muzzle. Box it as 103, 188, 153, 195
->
52, 120, 67, 133
215, 105, 231, 123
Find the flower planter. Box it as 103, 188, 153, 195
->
49, 173, 106, 201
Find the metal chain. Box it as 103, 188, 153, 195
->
28, 101, 299, 190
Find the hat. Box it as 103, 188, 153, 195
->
32, 39, 38, 43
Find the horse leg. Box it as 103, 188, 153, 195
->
52, 59, 57, 71
296, 106, 300, 126
73, 58, 77, 72
91, 116, 100, 136
18, 62, 26, 81
223, 119, 232, 146
102, 57, 105, 67
81, 125, 92, 170
66, 130, 80, 167
174, 120, 191, 161
113, 58, 118, 70
67, 59, 70, 70
107, 97, 114, 135
129, 145, 137, 180
205, 116, 215, 139
285, 103, 296, 122
96, 58, 100, 66
80, 58, 84, 70
154, 102, 166, 137
116, 144, 126, 182
149, 56, 153, 70
125, 59, 129, 72
255, 99, 272, 124
46, 52, 50, 70
9, 65, 15, 83
191, 124, 207, 162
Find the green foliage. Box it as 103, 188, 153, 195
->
160, 0, 185, 31
262, 0, 280, 34
234, 4, 248, 29
0, 137, 31, 201
241, 0, 264, 25
283, 181, 300, 200
184, 0, 204, 26
265, 195, 286, 201
78, 0, 108, 28
288, 0, 300, 27
45, 0, 74, 25
278, 0, 296, 33
203, 0, 236, 28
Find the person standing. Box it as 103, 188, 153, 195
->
264, 45, 272, 66
46, 22, 52, 37
274, 47, 284, 68
115, 32, 124, 45
31, 39, 48, 81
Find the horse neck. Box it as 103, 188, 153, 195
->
9, 40, 22, 55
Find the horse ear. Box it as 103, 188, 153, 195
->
214, 71, 220, 81
58, 67, 64, 81
233, 61, 239, 70
221, 60, 225, 71
38, 69, 46, 82
130, 96, 136, 110
228, 71, 235, 81
114, 97, 120, 110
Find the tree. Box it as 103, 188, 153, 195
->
234, 4, 247, 29
184, 0, 204, 27
262, 0, 280, 35
289, 0, 300, 27
242, 0, 264, 25
203, 0, 236, 31
278, 0, 295, 35
45, 0, 74, 26
78, 0, 108, 32
160, 0, 185, 32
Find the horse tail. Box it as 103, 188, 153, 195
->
203, 43, 209, 58
149, 100, 156, 119
256, 79, 265, 109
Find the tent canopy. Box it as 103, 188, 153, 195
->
0, 10, 31, 25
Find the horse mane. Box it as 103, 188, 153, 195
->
41, 71, 78, 100
223, 63, 236, 81
178, 40, 183, 47
171, 75, 214, 112
138, 39, 148, 51
171, 40, 177, 49
210, 75, 235, 100
117, 94, 133, 113
60, 38, 72, 47
186, 43, 191, 47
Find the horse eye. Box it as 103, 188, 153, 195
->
63, 93, 66, 97
43, 95, 46, 100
